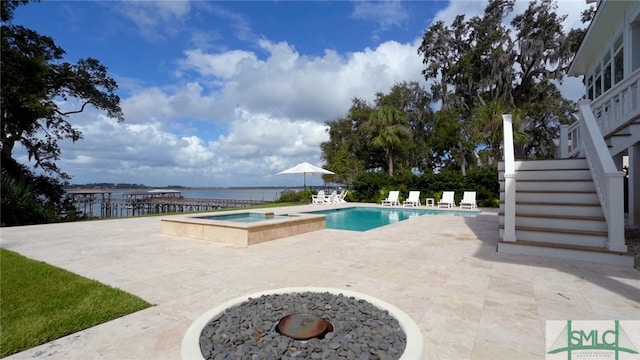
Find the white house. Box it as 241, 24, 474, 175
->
498, 0, 639, 267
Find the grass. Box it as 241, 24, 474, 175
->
0, 248, 152, 357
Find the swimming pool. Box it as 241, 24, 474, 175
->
306, 207, 479, 231
195, 212, 290, 223
161, 212, 325, 246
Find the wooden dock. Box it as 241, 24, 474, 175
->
66, 190, 271, 218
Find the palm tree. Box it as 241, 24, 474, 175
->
365, 106, 412, 176
469, 98, 526, 164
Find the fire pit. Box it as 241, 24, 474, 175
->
182, 287, 423, 359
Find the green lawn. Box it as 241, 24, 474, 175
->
0, 248, 152, 357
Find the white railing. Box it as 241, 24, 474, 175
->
558, 69, 640, 159
501, 114, 516, 242
577, 100, 627, 252
559, 120, 581, 158
591, 68, 640, 137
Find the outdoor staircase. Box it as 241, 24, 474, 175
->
497, 158, 634, 266
605, 118, 640, 157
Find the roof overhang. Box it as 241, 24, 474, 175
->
568, 0, 633, 77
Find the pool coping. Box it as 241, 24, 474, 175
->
160, 210, 326, 246
161, 205, 483, 244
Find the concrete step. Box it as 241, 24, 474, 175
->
499, 202, 603, 217
499, 169, 592, 181
499, 214, 607, 232
501, 191, 600, 204
497, 240, 634, 267
498, 158, 588, 171
498, 224, 607, 248
499, 179, 596, 192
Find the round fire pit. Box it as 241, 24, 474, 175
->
182, 287, 423, 359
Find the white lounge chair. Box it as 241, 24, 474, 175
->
335, 190, 348, 203
403, 191, 421, 207
312, 190, 326, 205
438, 191, 455, 208
324, 190, 338, 204
381, 191, 400, 206
459, 191, 477, 209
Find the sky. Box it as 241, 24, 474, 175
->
11, 0, 591, 188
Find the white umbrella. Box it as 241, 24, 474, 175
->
276, 162, 335, 188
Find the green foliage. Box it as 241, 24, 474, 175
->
417, 170, 464, 202
462, 167, 500, 207
365, 106, 412, 175
0, 0, 31, 22
417, 0, 584, 164
0, 248, 151, 357
1, 1, 123, 226
1, 22, 123, 178
1, 176, 52, 226
350, 172, 395, 202
323, 0, 586, 185
321, 82, 434, 182
1, 154, 79, 226
274, 189, 314, 203
348, 168, 501, 207
321, 98, 381, 186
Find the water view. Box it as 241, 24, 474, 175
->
67, 188, 291, 218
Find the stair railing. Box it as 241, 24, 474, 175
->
558, 120, 581, 158
591, 67, 640, 137
501, 114, 516, 242
559, 69, 640, 159
577, 100, 627, 252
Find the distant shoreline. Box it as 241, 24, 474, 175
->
64, 186, 302, 191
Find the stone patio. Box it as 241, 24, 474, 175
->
1, 204, 638, 359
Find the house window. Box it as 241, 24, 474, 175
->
594, 63, 602, 98
587, 75, 593, 100
633, 22, 640, 72
603, 52, 612, 92
613, 35, 623, 84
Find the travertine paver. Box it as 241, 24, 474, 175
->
1, 204, 638, 360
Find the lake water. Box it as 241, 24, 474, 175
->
73, 188, 288, 201
160, 188, 285, 201
67, 188, 293, 218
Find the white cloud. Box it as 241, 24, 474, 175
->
59, 37, 423, 186
433, 0, 485, 24
118, 1, 191, 40
54, 0, 590, 187
351, 1, 409, 31
180, 49, 257, 79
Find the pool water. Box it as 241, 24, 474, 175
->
306, 207, 479, 231
195, 213, 291, 223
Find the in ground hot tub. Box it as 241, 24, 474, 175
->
161, 211, 325, 246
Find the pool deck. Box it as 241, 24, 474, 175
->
1, 203, 639, 359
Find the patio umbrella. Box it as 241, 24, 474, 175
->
276, 162, 335, 188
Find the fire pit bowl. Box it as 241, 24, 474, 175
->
182, 287, 423, 359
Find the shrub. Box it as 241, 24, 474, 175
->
463, 168, 499, 207
351, 172, 394, 202
274, 189, 314, 203
330, 166, 500, 207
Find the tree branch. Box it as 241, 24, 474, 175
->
56, 101, 91, 116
